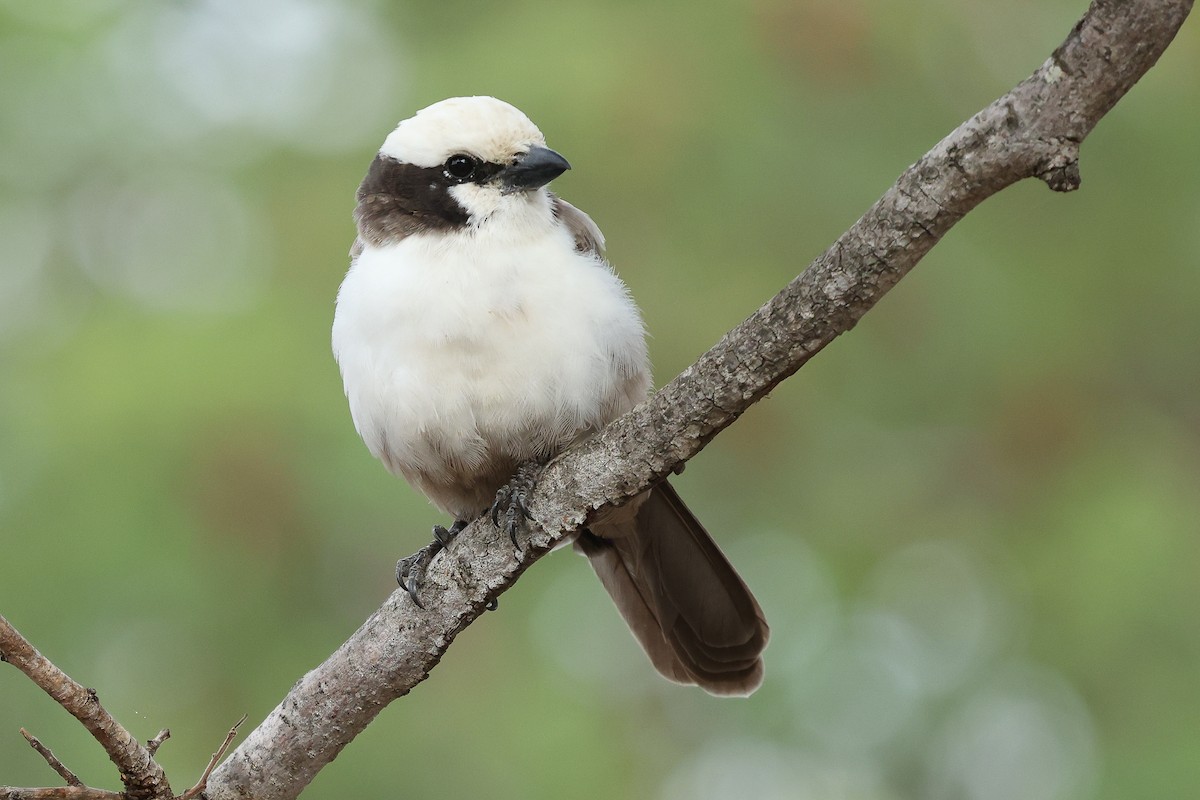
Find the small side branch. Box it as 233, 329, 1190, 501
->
20, 729, 82, 786
176, 716, 247, 800
0, 614, 171, 799
145, 731, 171, 758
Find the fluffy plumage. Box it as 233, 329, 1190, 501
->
332, 96, 768, 694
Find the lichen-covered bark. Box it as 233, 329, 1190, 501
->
205, 2, 1192, 798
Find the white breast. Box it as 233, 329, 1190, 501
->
332, 212, 650, 517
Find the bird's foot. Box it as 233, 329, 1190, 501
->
489, 462, 539, 550
396, 518, 468, 608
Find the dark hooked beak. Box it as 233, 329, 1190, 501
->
498, 145, 571, 193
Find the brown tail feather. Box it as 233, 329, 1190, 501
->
576, 480, 769, 696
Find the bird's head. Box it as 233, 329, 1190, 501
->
355, 96, 571, 244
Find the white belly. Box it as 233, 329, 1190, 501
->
332, 226, 650, 517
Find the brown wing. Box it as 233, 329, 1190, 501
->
551, 194, 606, 257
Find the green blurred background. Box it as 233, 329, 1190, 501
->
1, 0, 1197, 798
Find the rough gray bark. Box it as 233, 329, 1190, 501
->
2, 1, 1189, 799
204, 3, 1193, 798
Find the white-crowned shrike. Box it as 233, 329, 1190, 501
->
332, 96, 768, 695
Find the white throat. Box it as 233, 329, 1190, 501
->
332, 199, 650, 518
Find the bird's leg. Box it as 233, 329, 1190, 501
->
396, 518, 469, 607
489, 462, 539, 550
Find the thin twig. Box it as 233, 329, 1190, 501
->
19, 729, 82, 787
145, 730, 171, 757
176, 715, 247, 800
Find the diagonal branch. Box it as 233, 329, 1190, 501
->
20, 729, 83, 787
199, 0, 1189, 797
0, 615, 171, 800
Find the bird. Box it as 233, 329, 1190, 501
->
331, 96, 769, 695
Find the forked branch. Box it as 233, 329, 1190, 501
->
1, 2, 1192, 800
1, 616, 246, 800
0, 614, 170, 800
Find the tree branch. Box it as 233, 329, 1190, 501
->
19, 729, 82, 787
2, 1, 1188, 799
1, 788, 125, 800
143, 732, 170, 759
201, 2, 1191, 797
0, 615, 171, 800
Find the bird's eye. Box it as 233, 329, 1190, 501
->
444, 154, 478, 181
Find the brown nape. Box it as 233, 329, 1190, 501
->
353, 155, 471, 245
550, 195, 606, 257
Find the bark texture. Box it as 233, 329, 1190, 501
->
2, 2, 1190, 799
0, 615, 170, 800
205, 3, 1193, 798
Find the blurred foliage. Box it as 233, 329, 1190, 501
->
1, 0, 1198, 798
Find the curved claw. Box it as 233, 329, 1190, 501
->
395, 519, 467, 609
484, 596, 498, 611
508, 488, 535, 547
404, 573, 426, 609
395, 552, 429, 609
516, 494, 534, 520
490, 463, 541, 551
